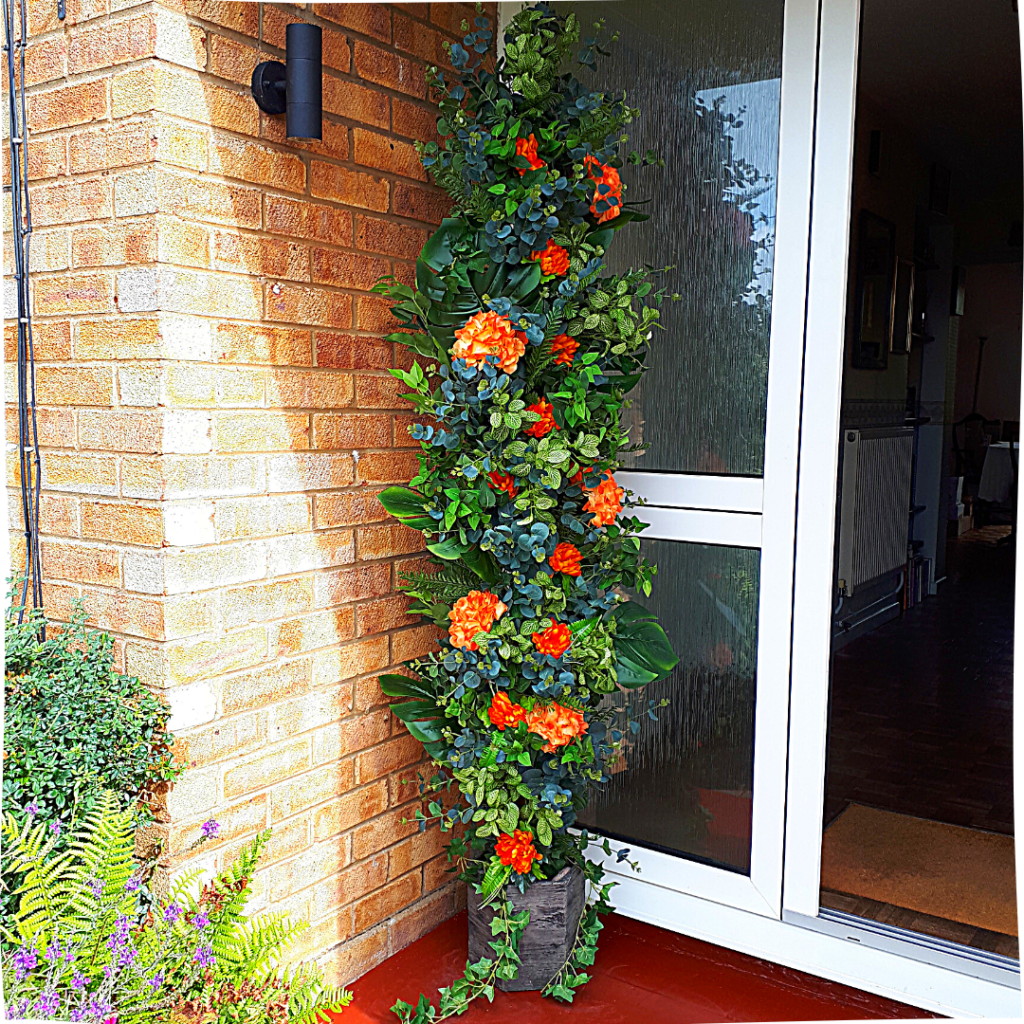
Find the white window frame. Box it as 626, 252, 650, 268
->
588, 0, 820, 921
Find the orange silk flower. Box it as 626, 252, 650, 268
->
526, 701, 589, 752
496, 830, 543, 874
584, 154, 623, 224
488, 470, 518, 498
550, 333, 579, 366
515, 134, 545, 175
448, 590, 508, 651
531, 240, 570, 276
532, 621, 572, 658
488, 691, 528, 730
452, 310, 528, 374
583, 472, 624, 527
549, 542, 582, 577
525, 397, 558, 438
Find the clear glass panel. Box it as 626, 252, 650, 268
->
581, 540, 760, 873
555, 0, 785, 475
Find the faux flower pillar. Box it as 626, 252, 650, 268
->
373, 5, 678, 1015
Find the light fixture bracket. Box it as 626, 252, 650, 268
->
251, 60, 287, 116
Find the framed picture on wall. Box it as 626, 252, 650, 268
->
852, 210, 897, 370
890, 257, 915, 354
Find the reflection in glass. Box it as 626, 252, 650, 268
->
556, 1, 785, 475
582, 540, 760, 873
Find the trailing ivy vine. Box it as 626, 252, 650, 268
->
374, 4, 678, 1015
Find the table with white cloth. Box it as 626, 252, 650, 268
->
978, 442, 1019, 504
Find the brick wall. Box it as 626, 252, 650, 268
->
4, 0, 495, 985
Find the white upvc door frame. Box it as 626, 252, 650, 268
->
590, 0, 821, 922
780, 0, 1021, 1013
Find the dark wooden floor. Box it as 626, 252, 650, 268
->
825, 526, 1016, 955
339, 911, 935, 1023
827, 527, 1014, 835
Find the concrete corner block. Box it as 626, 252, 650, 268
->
117, 266, 159, 313
154, 7, 207, 71
114, 167, 160, 218
167, 678, 219, 732
119, 366, 162, 407
158, 313, 213, 361
124, 550, 165, 594
163, 410, 212, 454
165, 762, 220, 819
164, 501, 216, 546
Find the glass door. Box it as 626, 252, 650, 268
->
549, 0, 821, 918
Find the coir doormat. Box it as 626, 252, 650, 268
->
821, 803, 1017, 937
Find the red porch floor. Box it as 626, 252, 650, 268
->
340, 911, 936, 1023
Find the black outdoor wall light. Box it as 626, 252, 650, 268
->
251, 23, 322, 141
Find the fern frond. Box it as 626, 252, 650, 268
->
282, 960, 354, 1024
214, 911, 305, 977
399, 562, 480, 604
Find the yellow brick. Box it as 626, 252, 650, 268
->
216, 367, 266, 406
221, 576, 314, 629
156, 215, 211, 268
79, 409, 162, 453
42, 539, 120, 586
215, 494, 311, 539
30, 177, 112, 226
211, 231, 309, 282
41, 452, 118, 495
68, 120, 155, 174
267, 682, 353, 742
81, 500, 162, 546
271, 607, 356, 658
266, 369, 354, 410
175, 710, 265, 769
265, 284, 352, 330
169, 793, 268, 855
76, 317, 160, 360
71, 222, 156, 269
33, 366, 115, 406
311, 636, 389, 690
215, 411, 309, 452
215, 323, 312, 366
209, 133, 306, 192
34, 273, 113, 316
270, 760, 356, 822
313, 781, 388, 842
222, 658, 309, 715
167, 626, 267, 684
223, 736, 311, 798
164, 364, 217, 406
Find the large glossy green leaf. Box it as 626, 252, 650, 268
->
461, 545, 500, 584
379, 674, 436, 701
427, 536, 466, 560
612, 602, 679, 688
378, 487, 427, 519
420, 218, 467, 271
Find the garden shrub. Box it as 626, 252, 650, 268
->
3, 598, 181, 921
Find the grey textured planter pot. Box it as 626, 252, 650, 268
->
467, 864, 586, 992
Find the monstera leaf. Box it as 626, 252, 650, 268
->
611, 601, 678, 688
379, 673, 446, 757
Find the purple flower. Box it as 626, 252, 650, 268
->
105, 914, 131, 953
125, 876, 142, 893
71, 969, 87, 991
70, 1011, 87, 1023
49, 819, 62, 837
163, 902, 182, 924
193, 910, 209, 931
200, 819, 220, 839
26, 801, 38, 818
86, 995, 112, 1017
117, 944, 137, 969
44, 939, 63, 962
148, 970, 165, 992
34, 990, 60, 1016
13, 944, 38, 981
193, 943, 215, 969
88, 876, 103, 898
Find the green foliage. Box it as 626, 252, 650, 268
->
3, 596, 182, 925
374, 3, 681, 1011
1, 794, 352, 1023
392, 898, 530, 1023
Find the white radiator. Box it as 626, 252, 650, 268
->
837, 427, 914, 596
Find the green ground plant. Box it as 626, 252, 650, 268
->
1, 792, 352, 1023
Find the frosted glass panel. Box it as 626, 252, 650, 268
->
557, 0, 784, 475
582, 541, 760, 872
